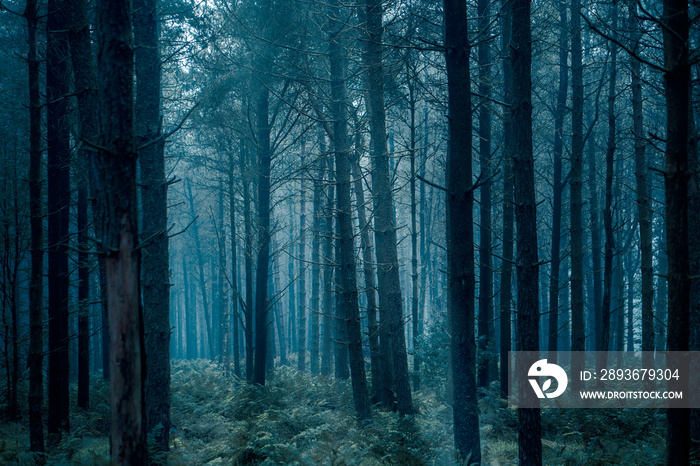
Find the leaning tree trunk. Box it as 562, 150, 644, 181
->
46, 0, 72, 435
662, 0, 691, 462
511, 0, 542, 461
443, 0, 480, 460
96, 0, 147, 461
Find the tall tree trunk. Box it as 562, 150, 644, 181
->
25, 0, 44, 450
96, 0, 147, 460
570, 0, 586, 397
321, 159, 334, 377
406, 57, 421, 392
588, 117, 602, 352
351, 130, 382, 402
477, 0, 495, 389
309, 147, 322, 375
601, 11, 618, 356
443, 0, 480, 460
548, 0, 568, 360
134, 0, 171, 452
630, 2, 654, 353
499, 0, 515, 400
511, 0, 542, 462
241, 139, 255, 381
253, 80, 273, 385
328, 8, 371, 419
66, 0, 97, 410
297, 140, 307, 373
46, 0, 72, 435
187, 182, 214, 359
365, 0, 413, 417
218, 187, 230, 374
184, 254, 197, 359
663, 0, 691, 462
229, 151, 240, 378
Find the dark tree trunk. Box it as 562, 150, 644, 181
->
241, 139, 255, 381
365, 0, 413, 417
187, 182, 214, 359
406, 54, 421, 392
66, 0, 97, 411
443, 0, 480, 460
511, 0, 542, 461
134, 0, 171, 452
253, 82, 272, 385
25, 0, 44, 450
548, 0, 568, 360
297, 140, 307, 373
630, 3, 654, 353
588, 119, 602, 352
229, 152, 240, 377
351, 130, 382, 403
662, 0, 691, 462
499, 0, 514, 400
96, 0, 147, 461
570, 0, 586, 401
321, 159, 334, 377
184, 254, 197, 359
601, 11, 618, 356
328, 7, 371, 419
309, 148, 322, 375
46, 0, 72, 435
477, 0, 495, 389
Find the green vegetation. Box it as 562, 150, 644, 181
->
0, 360, 667, 464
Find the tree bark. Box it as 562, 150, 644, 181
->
134, 0, 171, 451
630, 2, 654, 354
321, 158, 334, 377
253, 81, 272, 385
96, 0, 147, 460
46, 0, 72, 435
601, 8, 618, 356
499, 0, 515, 400
477, 0, 496, 389
511, 0, 542, 462
297, 140, 308, 373
328, 7, 371, 419
365, 0, 413, 417
443, 0, 480, 460
229, 151, 240, 377
570, 0, 586, 400
548, 0, 568, 360
662, 0, 691, 462
25, 0, 44, 450
351, 129, 382, 403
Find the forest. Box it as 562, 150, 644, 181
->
0, 0, 697, 463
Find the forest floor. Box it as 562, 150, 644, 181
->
0, 359, 668, 465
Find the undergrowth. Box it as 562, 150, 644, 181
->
0, 359, 668, 465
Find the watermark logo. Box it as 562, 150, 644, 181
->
528, 359, 568, 399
